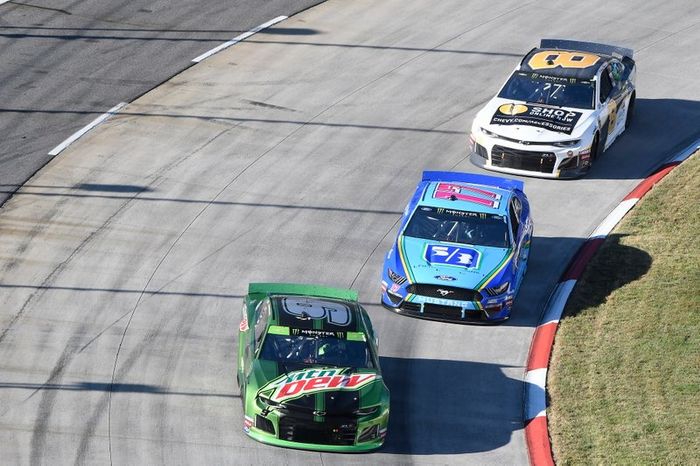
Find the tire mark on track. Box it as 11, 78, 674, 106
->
15, 124, 232, 465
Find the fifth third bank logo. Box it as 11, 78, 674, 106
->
425, 245, 480, 268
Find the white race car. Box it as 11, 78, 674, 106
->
469, 39, 636, 179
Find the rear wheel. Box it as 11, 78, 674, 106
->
625, 92, 636, 130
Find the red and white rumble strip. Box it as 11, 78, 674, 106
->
523, 139, 700, 466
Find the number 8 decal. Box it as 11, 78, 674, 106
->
528, 51, 600, 70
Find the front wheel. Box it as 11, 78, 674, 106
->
625, 92, 636, 130
590, 133, 600, 162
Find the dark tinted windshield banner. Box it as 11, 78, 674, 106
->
419, 206, 502, 221
490, 103, 582, 134
291, 328, 346, 339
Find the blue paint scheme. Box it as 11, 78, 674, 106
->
381, 171, 533, 322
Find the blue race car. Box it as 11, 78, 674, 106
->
381, 171, 532, 323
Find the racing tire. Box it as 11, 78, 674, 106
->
590, 133, 600, 161
625, 92, 636, 130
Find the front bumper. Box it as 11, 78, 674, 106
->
244, 406, 388, 452
469, 133, 592, 179
381, 290, 510, 324
246, 428, 384, 452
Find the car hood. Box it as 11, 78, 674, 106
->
398, 235, 512, 290
251, 361, 386, 413
476, 97, 595, 140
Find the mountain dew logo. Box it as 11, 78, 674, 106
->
260, 368, 378, 403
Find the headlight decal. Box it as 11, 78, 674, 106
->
476, 249, 514, 291
397, 237, 416, 285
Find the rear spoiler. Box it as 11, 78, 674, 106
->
422, 171, 524, 192
540, 39, 634, 60
247, 283, 358, 301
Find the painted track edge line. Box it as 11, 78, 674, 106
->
48, 102, 127, 156
192, 15, 288, 63
523, 137, 699, 466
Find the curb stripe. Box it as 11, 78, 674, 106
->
526, 417, 555, 466
524, 368, 547, 419
623, 162, 679, 201
526, 323, 558, 372
590, 198, 638, 238
524, 138, 698, 465
540, 280, 576, 325
561, 237, 604, 281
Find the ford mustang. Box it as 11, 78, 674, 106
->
469, 39, 636, 178
381, 171, 532, 323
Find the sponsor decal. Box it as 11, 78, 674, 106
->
259, 367, 379, 403
390, 283, 401, 293
291, 328, 346, 339
239, 315, 249, 332
498, 103, 529, 115
435, 275, 457, 281
243, 415, 253, 433
282, 298, 351, 326
491, 103, 582, 135
424, 244, 481, 269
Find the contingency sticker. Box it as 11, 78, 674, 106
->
491, 103, 582, 134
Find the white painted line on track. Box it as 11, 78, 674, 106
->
0, 0, 12, 6
192, 16, 288, 63
48, 102, 127, 156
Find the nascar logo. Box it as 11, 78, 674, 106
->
261, 368, 378, 403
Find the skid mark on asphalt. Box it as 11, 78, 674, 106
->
28, 339, 79, 465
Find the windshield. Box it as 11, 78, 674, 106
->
404, 206, 510, 248
260, 334, 374, 369
498, 71, 595, 109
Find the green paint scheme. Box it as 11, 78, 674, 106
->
237, 283, 390, 452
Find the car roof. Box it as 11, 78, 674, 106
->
416, 180, 512, 216
268, 295, 366, 334
519, 47, 610, 79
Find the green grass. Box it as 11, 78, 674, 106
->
548, 152, 700, 465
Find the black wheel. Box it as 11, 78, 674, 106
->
625, 92, 636, 130
590, 133, 600, 161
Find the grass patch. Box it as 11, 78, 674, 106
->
548, 152, 700, 465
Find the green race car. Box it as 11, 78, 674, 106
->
237, 283, 390, 452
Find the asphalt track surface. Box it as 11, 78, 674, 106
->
0, 0, 699, 464
0, 0, 322, 206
